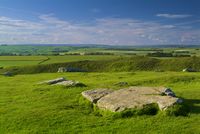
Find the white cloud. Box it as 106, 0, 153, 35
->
0, 14, 200, 45
156, 14, 192, 19
0, 16, 43, 29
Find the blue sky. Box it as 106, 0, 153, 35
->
0, 0, 200, 45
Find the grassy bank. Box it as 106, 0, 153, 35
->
3, 56, 200, 74
0, 55, 119, 67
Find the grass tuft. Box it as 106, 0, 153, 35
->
164, 103, 190, 116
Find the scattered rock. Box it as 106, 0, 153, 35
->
38, 77, 66, 85
38, 77, 86, 87
55, 80, 86, 87
82, 89, 113, 103
82, 87, 183, 112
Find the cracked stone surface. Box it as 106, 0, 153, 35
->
82, 89, 114, 103
82, 87, 183, 112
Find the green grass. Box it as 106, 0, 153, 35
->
0, 72, 200, 133
0, 55, 119, 67
43, 55, 120, 64
4, 56, 200, 74
0, 45, 74, 55
0, 56, 48, 67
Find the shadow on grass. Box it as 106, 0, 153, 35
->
185, 99, 200, 114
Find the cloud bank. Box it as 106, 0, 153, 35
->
156, 14, 192, 19
0, 14, 200, 45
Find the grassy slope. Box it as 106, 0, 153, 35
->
0, 55, 119, 67
4, 56, 200, 74
0, 72, 199, 133
43, 55, 120, 64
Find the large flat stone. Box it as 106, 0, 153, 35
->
97, 87, 182, 112
82, 87, 183, 112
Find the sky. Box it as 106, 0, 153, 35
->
0, 0, 200, 45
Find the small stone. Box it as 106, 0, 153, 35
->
162, 88, 176, 97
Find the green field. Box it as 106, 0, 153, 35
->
0, 56, 47, 67
0, 55, 120, 67
0, 72, 199, 133
43, 55, 120, 64
0, 45, 74, 55
1, 45, 200, 57
1, 45, 200, 69
0, 45, 200, 134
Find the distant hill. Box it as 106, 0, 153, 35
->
1, 44, 200, 56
